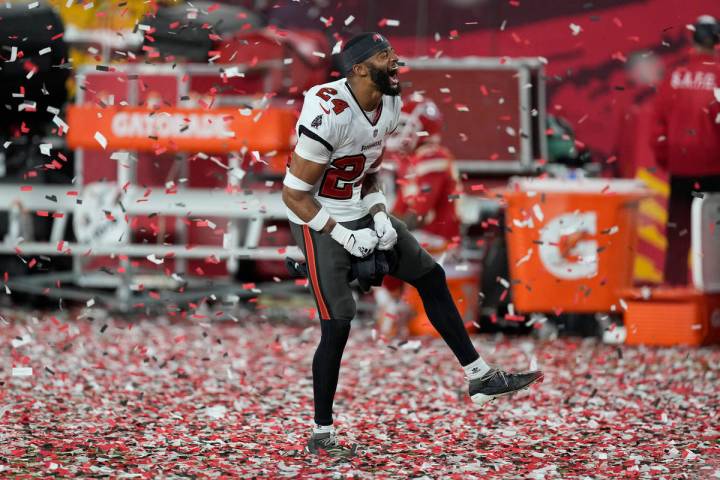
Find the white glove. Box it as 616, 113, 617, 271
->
373, 212, 398, 250
330, 223, 378, 258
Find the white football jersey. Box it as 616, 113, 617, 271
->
286, 78, 402, 223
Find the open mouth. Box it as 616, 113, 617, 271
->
388, 66, 400, 86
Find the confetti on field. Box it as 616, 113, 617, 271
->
1, 311, 717, 477
94, 131, 108, 149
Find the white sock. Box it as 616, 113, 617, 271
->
463, 356, 491, 380
313, 424, 334, 435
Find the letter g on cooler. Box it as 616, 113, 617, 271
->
538, 212, 599, 280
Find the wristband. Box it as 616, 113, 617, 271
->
307, 207, 331, 232
330, 223, 351, 244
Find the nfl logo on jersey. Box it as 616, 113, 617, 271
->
373, 128, 378, 137
311, 115, 323, 129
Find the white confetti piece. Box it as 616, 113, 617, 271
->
12, 367, 33, 377
386, 19, 400, 27
39, 47, 51, 56
619, 298, 628, 311
11, 336, 31, 348
147, 254, 164, 265
18, 101, 36, 111
516, 248, 533, 266
344, 15, 355, 26
8, 46, 17, 62
283, 58, 293, 65
570, 23, 582, 35
224, 66, 245, 78
39, 143, 52, 156
532, 204, 544, 222
110, 151, 129, 161
94, 131, 108, 149
86, 298, 95, 307
28, 1, 38, 8
312, 51, 326, 58
266, 225, 277, 233
205, 405, 227, 419
400, 340, 421, 350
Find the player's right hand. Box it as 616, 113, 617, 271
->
330, 224, 378, 258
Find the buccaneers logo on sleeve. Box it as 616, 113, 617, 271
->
311, 114, 323, 129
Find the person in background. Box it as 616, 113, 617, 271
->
374, 93, 463, 337
650, 14, 720, 285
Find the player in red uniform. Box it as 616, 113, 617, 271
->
375, 94, 465, 337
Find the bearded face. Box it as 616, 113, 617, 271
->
367, 62, 401, 96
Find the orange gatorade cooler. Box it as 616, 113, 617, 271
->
501, 178, 648, 314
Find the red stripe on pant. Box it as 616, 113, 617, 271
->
302, 225, 331, 320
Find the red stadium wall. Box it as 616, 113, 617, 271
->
275, 0, 716, 167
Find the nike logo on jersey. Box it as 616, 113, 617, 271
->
319, 103, 331, 114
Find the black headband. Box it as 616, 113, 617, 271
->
341, 33, 391, 74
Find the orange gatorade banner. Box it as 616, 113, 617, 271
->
67, 106, 297, 153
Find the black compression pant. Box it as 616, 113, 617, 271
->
409, 263, 479, 366
313, 263, 479, 426
313, 318, 351, 426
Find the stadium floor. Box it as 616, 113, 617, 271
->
1, 311, 719, 478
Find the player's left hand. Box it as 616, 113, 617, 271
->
373, 212, 398, 250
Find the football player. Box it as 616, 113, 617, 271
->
282, 32, 543, 458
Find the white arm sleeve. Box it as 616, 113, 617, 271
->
294, 133, 333, 164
